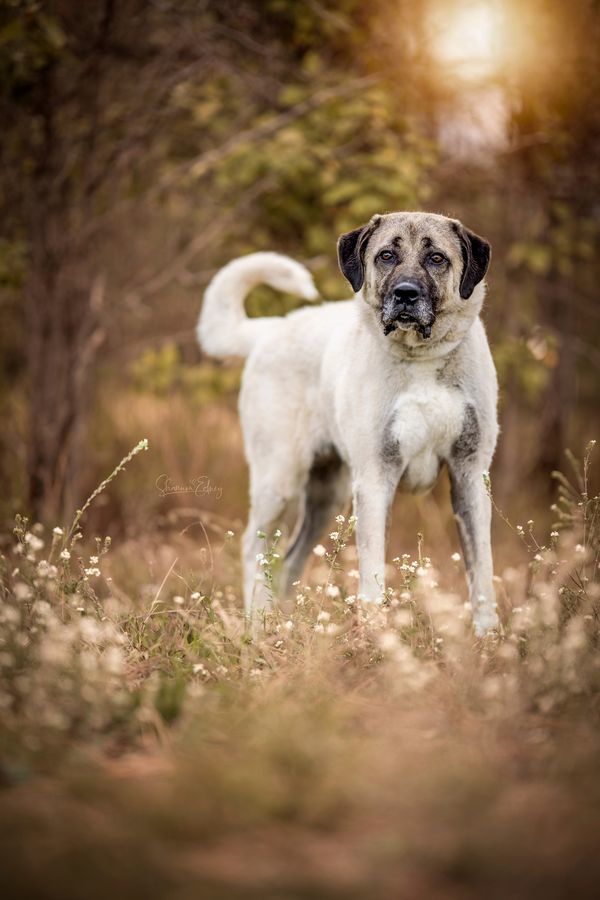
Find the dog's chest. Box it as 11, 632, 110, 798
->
384, 376, 464, 493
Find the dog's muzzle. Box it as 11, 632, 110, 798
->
381, 281, 436, 339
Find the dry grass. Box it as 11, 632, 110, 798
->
0, 442, 598, 899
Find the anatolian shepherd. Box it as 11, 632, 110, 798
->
198, 211, 499, 635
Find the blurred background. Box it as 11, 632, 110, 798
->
1, 0, 598, 574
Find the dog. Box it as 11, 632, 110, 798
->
198, 211, 499, 635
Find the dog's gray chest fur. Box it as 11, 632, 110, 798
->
381, 423, 403, 469
452, 404, 480, 461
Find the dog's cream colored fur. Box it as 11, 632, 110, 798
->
198, 213, 499, 635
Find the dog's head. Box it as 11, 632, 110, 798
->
337, 212, 490, 345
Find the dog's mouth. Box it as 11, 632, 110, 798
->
381, 292, 436, 340
383, 319, 433, 340
383, 314, 414, 333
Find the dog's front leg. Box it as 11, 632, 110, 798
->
448, 462, 499, 636
352, 473, 397, 602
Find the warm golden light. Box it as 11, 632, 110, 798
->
430, 0, 507, 80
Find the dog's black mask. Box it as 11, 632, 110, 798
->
380, 278, 436, 340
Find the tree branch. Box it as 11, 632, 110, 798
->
86, 73, 379, 236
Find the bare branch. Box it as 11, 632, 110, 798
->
124, 175, 276, 303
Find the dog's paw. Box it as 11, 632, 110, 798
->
357, 593, 385, 606
472, 598, 500, 637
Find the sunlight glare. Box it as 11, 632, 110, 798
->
431, 1, 506, 80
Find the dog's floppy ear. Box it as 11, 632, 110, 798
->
337, 216, 381, 293
454, 223, 491, 299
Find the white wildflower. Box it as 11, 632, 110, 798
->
451, 552, 461, 562
37, 560, 58, 579
25, 533, 44, 552
103, 647, 124, 675
379, 631, 398, 651
394, 609, 412, 627
317, 610, 330, 622
1, 606, 20, 625
335, 515, 345, 525
60, 550, 71, 561
325, 584, 339, 598
52, 527, 64, 537
13, 583, 31, 601
80, 618, 102, 643
39, 640, 70, 666
329, 532, 339, 541
312, 544, 326, 557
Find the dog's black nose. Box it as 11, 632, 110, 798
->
392, 282, 421, 305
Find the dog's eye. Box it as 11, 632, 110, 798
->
378, 250, 395, 263
429, 253, 446, 265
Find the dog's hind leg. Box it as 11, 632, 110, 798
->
242, 481, 298, 622
282, 450, 351, 595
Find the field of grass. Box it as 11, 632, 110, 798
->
0, 441, 599, 899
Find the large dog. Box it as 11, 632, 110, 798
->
198, 211, 499, 635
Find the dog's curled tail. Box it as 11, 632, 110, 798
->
197, 251, 318, 358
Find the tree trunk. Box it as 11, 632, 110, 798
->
26, 237, 105, 523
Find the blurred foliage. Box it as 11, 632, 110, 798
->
130, 343, 241, 403
0, 442, 598, 897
